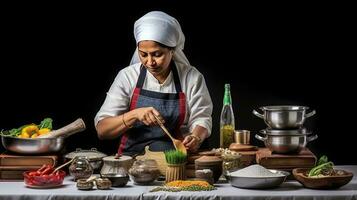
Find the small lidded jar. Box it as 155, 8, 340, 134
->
69, 156, 93, 181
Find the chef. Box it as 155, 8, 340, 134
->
94, 11, 212, 156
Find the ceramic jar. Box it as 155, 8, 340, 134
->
100, 155, 133, 175
129, 159, 160, 185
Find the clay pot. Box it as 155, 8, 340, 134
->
195, 156, 222, 183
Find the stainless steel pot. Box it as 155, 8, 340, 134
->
255, 132, 318, 154
260, 128, 310, 136
253, 105, 316, 129
1, 135, 65, 154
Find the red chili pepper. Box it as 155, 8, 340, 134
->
29, 171, 40, 176
40, 165, 53, 175
36, 164, 47, 173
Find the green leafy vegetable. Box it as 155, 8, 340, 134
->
317, 155, 328, 166
39, 118, 53, 129
308, 155, 334, 177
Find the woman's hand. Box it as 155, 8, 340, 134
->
135, 107, 165, 126
182, 135, 202, 153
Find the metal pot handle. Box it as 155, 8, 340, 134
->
255, 134, 267, 141
307, 134, 318, 142
305, 110, 316, 118
253, 110, 264, 119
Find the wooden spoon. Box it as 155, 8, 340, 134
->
154, 115, 187, 154
50, 157, 75, 175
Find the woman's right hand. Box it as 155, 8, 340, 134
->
135, 107, 165, 126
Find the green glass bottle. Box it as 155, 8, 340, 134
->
220, 84, 235, 148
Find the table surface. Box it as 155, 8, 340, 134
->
0, 165, 356, 200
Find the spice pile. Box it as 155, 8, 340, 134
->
230, 164, 284, 177
150, 180, 215, 192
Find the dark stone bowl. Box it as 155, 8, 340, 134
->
101, 173, 129, 187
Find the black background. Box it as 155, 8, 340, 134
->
1, 2, 355, 164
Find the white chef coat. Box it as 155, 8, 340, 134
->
94, 62, 213, 136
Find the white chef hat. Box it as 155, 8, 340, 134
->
130, 11, 190, 67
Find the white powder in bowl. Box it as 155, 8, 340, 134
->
230, 164, 284, 177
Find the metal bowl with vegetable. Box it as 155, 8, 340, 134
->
1, 118, 86, 154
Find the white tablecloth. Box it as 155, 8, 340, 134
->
0, 165, 356, 200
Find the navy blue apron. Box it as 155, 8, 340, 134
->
118, 62, 186, 156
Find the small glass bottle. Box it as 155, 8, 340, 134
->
220, 84, 235, 148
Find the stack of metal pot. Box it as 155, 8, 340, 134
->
253, 106, 318, 154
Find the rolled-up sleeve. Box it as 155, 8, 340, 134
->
186, 71, 213, 136
94, 69, 133, 126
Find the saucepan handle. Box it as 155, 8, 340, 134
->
307, 134, 318, 142
255, 134, 267, 141
305, 110, 316, 118
252, 110, 264, 119
37, 118, 86, 138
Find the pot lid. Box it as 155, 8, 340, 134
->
195, 156, 222, 164
103, 155, 133, 162
65, 148, 107, 161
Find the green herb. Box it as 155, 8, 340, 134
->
308, 155, 334, 177
165, 150, 187, 164
39, 118, 53, 129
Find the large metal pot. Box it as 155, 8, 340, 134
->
260, 128, 310, 136
255, 131, 318, 154
253, 105, 316, 129
1, 135, 65, 154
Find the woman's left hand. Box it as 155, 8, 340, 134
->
182, 135, 201, 153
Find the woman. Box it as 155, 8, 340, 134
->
94, 11, 212, 156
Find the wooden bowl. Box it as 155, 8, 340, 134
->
292, 168, 353, 189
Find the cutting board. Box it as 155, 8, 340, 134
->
256, 148, 316, 169
0, 154, 58, 166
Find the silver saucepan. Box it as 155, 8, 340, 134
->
255, 131, 318, 154
253, 105, 316, 129
1, 118, 86, 155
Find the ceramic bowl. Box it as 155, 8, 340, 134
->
292, 168, 353, 189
